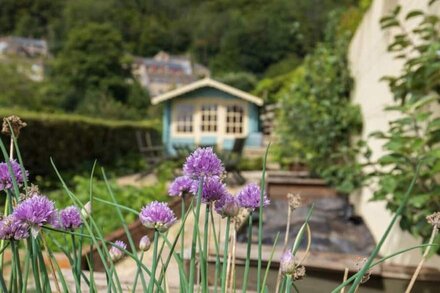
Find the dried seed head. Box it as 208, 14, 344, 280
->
292, 265, 306, 281
20, 184, 40, 201
287, 193, 301, 210
2, 115, 26, 138
354, 257, 371, 284
426, 212, 440, 229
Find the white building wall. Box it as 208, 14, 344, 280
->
349, 0, 440, 267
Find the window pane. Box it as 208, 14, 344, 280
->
201, 104, 218, 132
175, 104, 194, 133
226, 104, 244, 134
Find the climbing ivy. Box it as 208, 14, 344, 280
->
371, 3, 440, 246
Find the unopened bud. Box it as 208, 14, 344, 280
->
139, 235, 151, 251
81, 201, 92, 219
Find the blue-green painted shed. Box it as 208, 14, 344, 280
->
151, 78, 264, 155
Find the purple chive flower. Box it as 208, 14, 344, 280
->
13, 195, 56, 237
214, 194, 240, 218
183, 147, 224, 179
58, 206, 82, 230
139, 201, 177, 232
0, 160, 28, 191
109, 240, 126, 261
280, 250, 296, 275
191, 177, 228, 203
139, 235, 151, 251
168, 176, 195, 197
0, 215, 29, 240
237, 183, 270, 210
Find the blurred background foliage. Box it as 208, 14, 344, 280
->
0, 0, 359, 120
370, 5, 440, 246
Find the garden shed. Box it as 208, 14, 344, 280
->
151, 78, 264, 155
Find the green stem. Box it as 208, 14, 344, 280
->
0, 193, 10, 270
11, 241, 22, 292
242, 212, 253, 293
220, 217, 231, 292
285, 275, 292, 293
331, 243, 440, 293
202, 204, 210, 292
210, 208, 221, 293
257, 144, 270, 293
30, 238, 42, 293
189, 178, 204, 289
148, 230, 159, 293
347, 162, 421, 293
181, 197, 185, 260
132, 251, 144, 293
71, 234, 81, 292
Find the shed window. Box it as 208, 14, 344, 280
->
175, 104, 194, 133
201, 104, 218, 132
226, 105, 244, 134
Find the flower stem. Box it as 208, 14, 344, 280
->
132, 251, 144, 292
189, 178, 203, 289
347, 162, 421, 293
220, 217, 231, 292
257, 144, 270, 292
181, 197, 185, 260
210, 207, 221, 292
148, 229, 159, 293
404, 226, 438, 293
276, 206, 292, 293
202, 204, 210, 292
242, 211, 253, 293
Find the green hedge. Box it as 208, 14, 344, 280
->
0, 109, 161, 177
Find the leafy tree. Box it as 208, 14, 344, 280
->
216, 72, 257, 92
0, 0, 64, 38
48, 23, 149, 119
275, 8, 367, 194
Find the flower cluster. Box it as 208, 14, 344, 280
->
109, 240, 127, 261
183, 147, 224, 179
139, 201, 177, 232
164, 148, 271, 222
57, 206, 82, 230
0, 160, 28, 191
0, 215, 29, 240
280, 250, 306, 280
237, 183, 270, 210
191, 177, 229, 203
13, 195, 57, 237
0, 177, 84, 240
215, 193, 240, 218
168, 176, 194, 197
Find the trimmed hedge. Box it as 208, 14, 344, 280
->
0, 109, 161, 177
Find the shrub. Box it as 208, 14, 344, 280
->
0, 109, 160, 179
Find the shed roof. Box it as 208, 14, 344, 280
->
151, 78, 263, 106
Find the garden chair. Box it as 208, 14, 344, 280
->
135, 130, 165, 175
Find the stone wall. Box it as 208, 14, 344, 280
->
348, 0, 440, 267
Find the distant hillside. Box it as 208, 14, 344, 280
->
0, 0, 357, 76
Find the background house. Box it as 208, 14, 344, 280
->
132, 51, 210, 97
0, 36, 47, 81
151, 77, 264, 155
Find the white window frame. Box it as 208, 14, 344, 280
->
171, 98, 248, 142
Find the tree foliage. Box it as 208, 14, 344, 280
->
48, 23, 149, 119
0, 0, 357, 75
370, 4, 440, 246
275, 9, 366, 194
